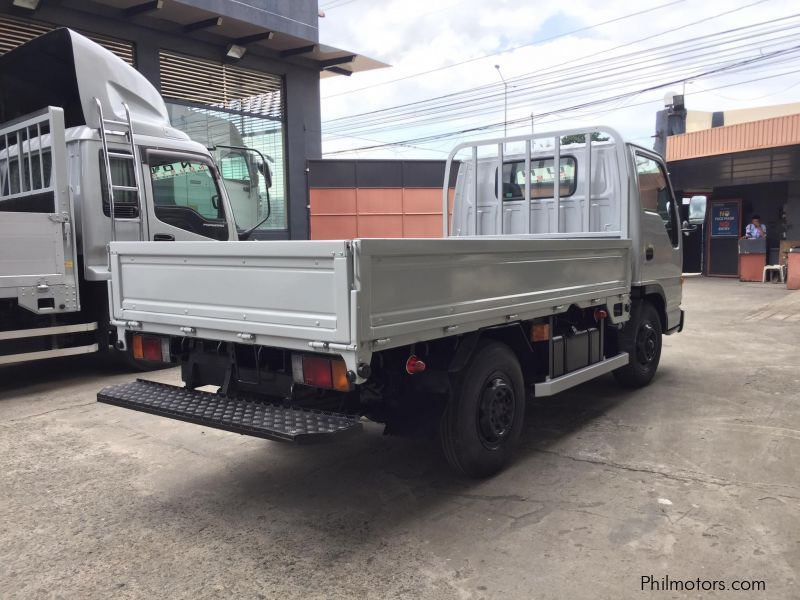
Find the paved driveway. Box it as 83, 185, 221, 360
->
1, 277, 798, 599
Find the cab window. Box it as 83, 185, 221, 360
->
498, 156, 577, 201
218, 151, 250, 184
635, 153, 678, 246
149, 155, 229, 241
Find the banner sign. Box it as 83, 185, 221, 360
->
711, 201, 739, 237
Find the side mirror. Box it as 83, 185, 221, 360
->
258, 161, 272, 190
688, 195, 707, 225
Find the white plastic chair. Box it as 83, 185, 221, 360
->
762, 264, 785, 283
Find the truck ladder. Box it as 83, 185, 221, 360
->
94, 98, 145, 254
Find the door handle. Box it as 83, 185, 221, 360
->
153, 233, 175, 241
645, 245, 655, 261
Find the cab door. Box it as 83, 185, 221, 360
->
142, 150, 235, 241
633, 148, 683, 330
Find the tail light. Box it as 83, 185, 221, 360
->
291, 354, 352, 392
131, 334, 171, 362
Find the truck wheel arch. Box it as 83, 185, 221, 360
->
633, 285, 668, 332
447, 323, 535, 384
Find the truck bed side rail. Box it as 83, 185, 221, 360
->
0, 107, 80, 314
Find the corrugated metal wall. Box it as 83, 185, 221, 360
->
667, 114, 800, 161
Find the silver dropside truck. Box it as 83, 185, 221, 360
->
0, 29, 267, 366
99, 127, 699, 477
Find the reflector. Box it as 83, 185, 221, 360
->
142, 336, 162, 362
405, 355, 426, 374
302, 355, 333, 389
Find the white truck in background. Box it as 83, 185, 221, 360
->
98, 125, 705, 477
167, 104, 274, 231
0, 29, 269, 367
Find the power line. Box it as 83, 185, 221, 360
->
323, 22, 800, 136
324, 3, 788, 131
320, 0, 361, 10
322, 0, 688, 99
324, 36, 800, 136
323, 65, 799, 156
322, 55, 800, 154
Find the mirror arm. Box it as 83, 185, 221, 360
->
238, 190, 272, 241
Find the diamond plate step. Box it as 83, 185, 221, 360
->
98, 379, 362, 444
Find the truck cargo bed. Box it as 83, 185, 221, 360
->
108, 237, 631, 375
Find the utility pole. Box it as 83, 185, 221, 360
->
494, 64, 508, 137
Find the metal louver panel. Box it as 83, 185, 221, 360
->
89, 33, 135, 66
0, 15, 135, 65
159, 51, 283, 119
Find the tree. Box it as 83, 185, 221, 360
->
561, 132, 609, 145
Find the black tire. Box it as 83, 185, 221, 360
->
612, 300, 662, 388
440, 341, 525, 478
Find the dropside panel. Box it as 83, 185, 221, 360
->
355, 237, 631, 345
109, 240, 353, 346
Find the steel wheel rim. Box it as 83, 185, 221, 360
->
476, 374, 515, 449
636, 322, 658, 365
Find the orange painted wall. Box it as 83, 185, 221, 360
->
310, 188, 455, 239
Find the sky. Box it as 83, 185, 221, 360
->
316, 0, 800, 159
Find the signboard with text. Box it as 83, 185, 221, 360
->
711, 201, 739, 237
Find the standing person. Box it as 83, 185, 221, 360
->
745, 214, 766, 239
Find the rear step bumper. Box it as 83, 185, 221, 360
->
98, 379, 362, 443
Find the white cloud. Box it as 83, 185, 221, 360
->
319, 0, 800, 158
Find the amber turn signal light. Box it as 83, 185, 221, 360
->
530, 323, 550, 342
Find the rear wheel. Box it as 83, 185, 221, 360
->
440, 341, 525, 478
612, 300, 662, 388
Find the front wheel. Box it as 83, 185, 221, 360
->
612, 300, 662, 388
440, 341, 525, 478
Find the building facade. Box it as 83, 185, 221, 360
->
0, 0, 379, 239
656, 98, 800, 275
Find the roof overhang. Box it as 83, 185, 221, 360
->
59, 0, 388, 77
667, 113, 800, 162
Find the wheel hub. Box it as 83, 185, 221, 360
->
636, 322, 657, 365
477, 377, 515, 448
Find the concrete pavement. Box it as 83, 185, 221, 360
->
0, 277, 798, 599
